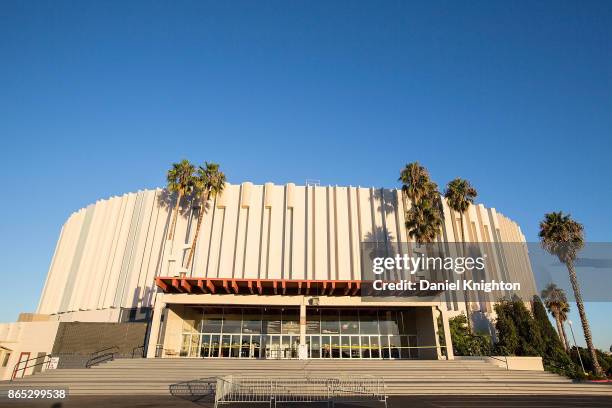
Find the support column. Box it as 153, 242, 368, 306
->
437, 306, 455, 360
298, 300, 307, 359
146, 293, 166, 358
415, 306, 441, 359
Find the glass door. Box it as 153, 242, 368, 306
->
230, 335, 240, 358
200, 334, 211, 357
370, 335, 380, 358
322, 335, 331, 358
310, 335, 321, 358
210, 334, 220, 357
221, 335, 231, 357
350, 336, 360, 358
340, 336, 350, 358
251, 335, 261, 358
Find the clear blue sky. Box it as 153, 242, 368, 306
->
1, 1, 611, 349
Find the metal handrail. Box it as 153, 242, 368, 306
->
90, 345, 119, 357
486, 355, 509, 370
86, 345, 119, 368
131, 345, 145, 358
11, 354, 52, 380
86, 353, 115, 368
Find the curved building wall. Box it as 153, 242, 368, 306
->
37, 183, 536, 317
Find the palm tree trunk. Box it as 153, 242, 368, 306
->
554, 313, 567, 351
459, 213, 472, 333
401, 190, 412, 268
185, 191, 209, 269
560, 320, 571, 352
566, 260, 603, 376
168, 191, 183, 241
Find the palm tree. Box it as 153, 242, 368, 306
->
539, 212, 603, 376
166, 159, 195, 241
444, 178, 477, 244
399, 162, 443, 293
541, 283, 569, 351
399, 162, 442, 242
184, 162, 226, 269
399, 162, 436, 205
558, 301, 571, 352
404, 197, 442, 244
444, 178, 478, 330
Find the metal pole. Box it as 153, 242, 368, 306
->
568, 321, 586, 375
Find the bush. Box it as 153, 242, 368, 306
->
494, 296, 542, 356
570, 346, 612, 378
532, 296, 578, 377
493, 295, 581, 378
447, 314, 492, 356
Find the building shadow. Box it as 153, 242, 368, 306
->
168, 377, 216, 404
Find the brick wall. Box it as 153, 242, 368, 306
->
51, 322, 148, 368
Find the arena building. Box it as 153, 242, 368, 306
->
2, 182, 537, 377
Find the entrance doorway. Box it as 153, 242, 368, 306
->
176, 305, 420, 359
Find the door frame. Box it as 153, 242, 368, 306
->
13, 352, 30, 379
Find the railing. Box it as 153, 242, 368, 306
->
11, 354, 53, 380
86, 345, 119, 368
314, 344, 448, 360
488, 355, 509, 370
131, 345, 145, 358
214, 375, 387, 408
168, 344, 449, 360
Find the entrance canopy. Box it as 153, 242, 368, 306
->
155, 277, 362, 296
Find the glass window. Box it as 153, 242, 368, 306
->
181, 306, 202, 333
202, 307, 223, 332
281, 308, 300, 335
359, 309, 379, 335
340, 309, 359, 334
400, 336, 411, 359
263, 309, 281, 334
242, 308, 262, 334
379, 310, 400, 335
306, 309, 321, 334
223, 309, 242, 334
409, 335, 418, 359
389, 335, 401, 359
398, 310, 416, 335
321, 309, 339, 334
2, 353, 10, 367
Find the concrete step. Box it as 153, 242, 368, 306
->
2, 358, 611, 397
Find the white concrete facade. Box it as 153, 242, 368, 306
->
37, 182, 537, 320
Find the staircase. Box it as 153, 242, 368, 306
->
2, 359, 611, 396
